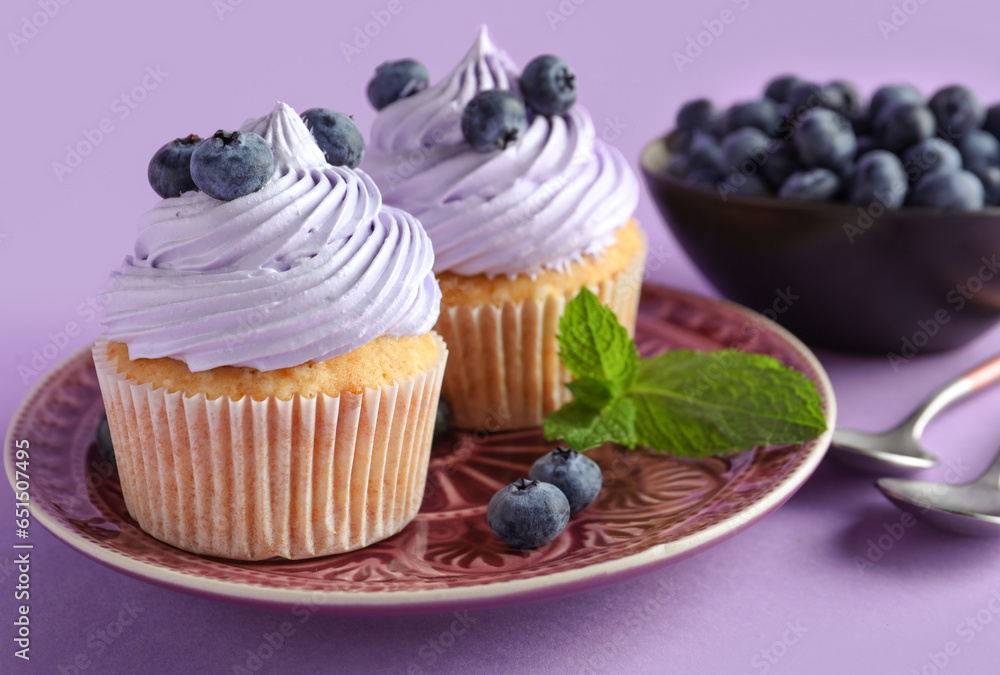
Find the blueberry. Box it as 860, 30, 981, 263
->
366, 59, 429, 110
855, 135, 878, 158
761, 139, 800, 189
911, 170, 985, 210
778, 168, 841, 202
461, 90, 528, 152
487, 478, 570, 549
873, 103, 936, 155
764, 74, 805, 104
665, 153, 690, 179
850, 150, 907, 208
720, 127, 771, 172
432, 399, 451, 443
528, 447, 603, 516
929, 85, 985, 137
685, 167, 725, 191
786, 81, 826, 115
723, 99, 780, 136
969, 163, 1000, 205
869, 84, 924, 121
957, 129, 1000, 169
96, 412, 117, 469
794, 108, 857, 172
721, 172, 772, 198
520, 55, 577, 116
676, 98, 717, 133
190, 130, 274, 201
147, 134, 201, 199
902, 138, 962, 183
684, 130, 723, 173
300, 108, 365, 169
665, 128, 693, 154
823, 80, 864, 121
983, 103, 1000, 140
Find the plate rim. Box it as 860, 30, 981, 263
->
4, 283, 836, 615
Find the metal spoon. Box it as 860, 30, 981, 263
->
876, 447, 1000, 536
830, 353, 1000, 476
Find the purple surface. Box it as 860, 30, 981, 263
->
3, 0, 1000, 673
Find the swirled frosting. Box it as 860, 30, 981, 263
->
103, 102, 440, 372
363, 27, 639, 278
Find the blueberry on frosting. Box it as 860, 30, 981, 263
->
519, 55, 577, 116
367, 59, 429, 111
190, 130, 275, 201
147, 134, 201, 198
461, 89, 527, 152
300, 108, 365, 169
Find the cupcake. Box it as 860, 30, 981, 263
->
94, 102, 446, 561
363, 27, 645, 431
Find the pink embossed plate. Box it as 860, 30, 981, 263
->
4, 285, 835, 616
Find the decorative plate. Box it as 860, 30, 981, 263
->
4, 284, 835, 615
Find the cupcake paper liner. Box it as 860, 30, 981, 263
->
436, 241, 647, 431
92, 334, 447, 561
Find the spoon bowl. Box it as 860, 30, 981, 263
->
877, 453, 1000, 536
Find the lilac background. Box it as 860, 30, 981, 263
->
4, 0, 1000, 673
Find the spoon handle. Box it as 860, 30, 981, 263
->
907, 353, 1000, 438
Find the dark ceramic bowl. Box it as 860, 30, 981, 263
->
640, 136, 1000, 354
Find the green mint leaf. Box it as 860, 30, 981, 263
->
630, 350, 828, 457
565, 377, 612, 409
543, 397, 638, 451
557, 288, 638, 396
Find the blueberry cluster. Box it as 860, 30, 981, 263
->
367, 55, 578, 153
146, 110, 366, 200
487, 447, 602, 549
667, 76, 1000, 210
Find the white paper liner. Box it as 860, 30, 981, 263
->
436, 238, 647, 431
92, 334, 447, 561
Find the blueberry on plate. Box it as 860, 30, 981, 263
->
873, 103, 936, 155
778, 168, 841, 202
850, 150, 907, 208
96, 411, 117, 469
520, 55, 577, 116
461, 90, 528, 152
366, 59, 429, 110
957, 129, 1000, 169
300, 108, 365, 169
902, 138, 962, 183
487, 478, 570, 549
722, 99, 780, 136
911, 170, 985, 210
675, 98, 717, 133
929, 85, 985, 137
190, 130, 274, 201
528, 447, 603, 516
764, 74, 806, 104
147, 134, 201, 198
869, 84, 924, 121
794, 108, 857, 172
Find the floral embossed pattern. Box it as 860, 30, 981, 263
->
4, 285, 835, 615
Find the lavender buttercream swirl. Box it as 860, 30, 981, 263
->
363, 27, 639, 278
103, 102, 440, 372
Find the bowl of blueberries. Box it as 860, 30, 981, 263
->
640, 76, 1000, 354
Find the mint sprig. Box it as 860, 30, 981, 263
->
544, 289, 828, 457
